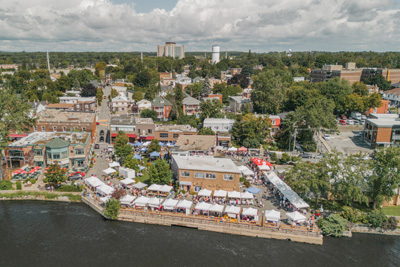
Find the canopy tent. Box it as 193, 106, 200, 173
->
120, 178, 136, 185
147, 184, 163, 191
133, 154, 142, 160
134, 142, 143, 147
133, 196, 150, 207
120, 194, 136, 206
166, 142, 175, 147
209, 204, 224, 213
149, 151, 160, 157
258, 164, 271, 171
242, 207, 259, 216
177, 199, 192, 209
245, 186, 262, 195
163, 198, 178, 210
228, 147, 238, 152
85, 177, 104, 188
133, 182, 147, 189
159, 185, 173, 193
148, 197, 163, 208
286, 211, 306, 223
215, 145, 224, 151
265, 172, 310, 209
213, 190, 227, 198
99, 196, 111, 203
265, 209, 281, 222
142, 141, 151, 147
237, 165, 254, 176
103, 168, 117, 175
139, 147, 148, 152
240, 192, 254, 199
238, 146, 247, 152
109, 162, 120, 168
158, 142, 165, 146
195, 202, 211, 211
224, 205, 241, 215
228, 191, 241, 198
97, 184, 115, 196
198, 189, 212, 197
138, 166, 146, 171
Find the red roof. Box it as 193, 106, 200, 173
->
10, 134, 28, 138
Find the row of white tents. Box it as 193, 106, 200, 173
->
197, 189, 254, 199
85, 176, 115, 196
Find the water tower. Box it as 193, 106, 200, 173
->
212, 45, 220, 64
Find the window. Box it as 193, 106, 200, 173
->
173, 134, 179, 139
160, 133, 168, 138
223, 174, 234, 181
62, 127, 66, 132
194, 172, 204, 178
34, 150, 43, 156
52, 153, 61, 159
82, 127, 86, 131
46, 152, 51, 159
53, 126, 57, 132
75, 148, 84, 155
9, 150, 23, 157
181, 171, 190, 177
33, 126, 37, 131
148, 129, 152, 134
41, 126, 45, 131
61, 151, 68, 158
206, 173, 216, 179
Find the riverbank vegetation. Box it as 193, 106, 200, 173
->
382, 206, 400, 216
0, 191, 81, 201
0, 180, 14, 190
104, 198, 121, 220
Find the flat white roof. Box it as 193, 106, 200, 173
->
172, 155, 240, 174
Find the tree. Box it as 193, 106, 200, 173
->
148, 160, 172, 185
148, 138, 161, 153
44, 164, 67, 185
318, 78, 353, 114
140, 109, 158, 121
95, 61, 107, 79
0, 88, 35, 178
352, 82, 369, 96
96, 88, 103, 106
174, 84, 184, 106
230, 114, 272, 148
81, 83, 97, 97
111, 188, 125, 200
317, 214, 348, 237
0, 180, 13, 190
123, 157, 140, 172
200, 76, 211, 96
104, 198, 121, 220
198, 127, 215, 135
364, 74, 391, 91
227, 73, 249, 89
133, 91, 143, 102
114, 131, 133, 162
200, 99, 224, 121
111, 88, 119, 99
368, 147, 400, 209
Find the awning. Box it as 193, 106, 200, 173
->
198, 189, 212, 197
195, 202, 211, 211
103, 168, 117, 175
120, 194, 136, 205
209, 204, 224, 213
97, 184, 115, 196
228, 191, 241, 198
245, 186, 261, 195
140, 136, 155, 140
133, 182, 147, 189
242, 207, 258, 216
111, 133, 118, 137
9, 134, 28, 138
224, 205, 241, 215
179, 181, 192, 186
286, 211, 306, 223
120, 178, 136, 185
177, 199, 192, 209
213, 190, 227, 197
126, 134, 136, 138
163, 198, 178, 210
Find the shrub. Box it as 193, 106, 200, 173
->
280, 153, 290, 164
104, 198, 121, 220
317, 214, 348, 237
270, 152, 278, 163
30, 178, 37, 184
244, 180, 251, 188
240, 176, 246, 183
341, 206, 365, 223
56, 184, 83, 192
367, 210, 387, 228
382, 217, 398, 230
16, 181, 22, 190
0, 180, 13, 190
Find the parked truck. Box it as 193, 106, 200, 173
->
351, 112, 362, 121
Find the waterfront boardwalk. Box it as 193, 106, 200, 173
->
83, 196, 323, 245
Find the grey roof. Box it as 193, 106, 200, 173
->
182, 96, 200, 105
152, 96, 172, 107
46, 138, 69, 148
391, 82, 400, 88
172, 155, 240, 174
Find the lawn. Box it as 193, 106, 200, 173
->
382, 206, 400, 216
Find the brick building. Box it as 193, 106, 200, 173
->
364, 114, 400, 147
155, 124, 197, 143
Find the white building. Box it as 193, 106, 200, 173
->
59, 96, 96, 104
112, 94, 129, 114
203, 118, 235, 133
137, 99, 152, 112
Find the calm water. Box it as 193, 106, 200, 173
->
0, 201, 399, 267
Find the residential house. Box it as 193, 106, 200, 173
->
182, 96, 201, 116
112, 94, 129, 114
382, 88, 400, 107
151, 96, 172, 121
137, 99, 152, 112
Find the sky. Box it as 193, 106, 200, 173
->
0, 0, 399, 53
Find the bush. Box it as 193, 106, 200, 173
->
104, 198, 121, 220
56, 184, 83, 192
30, 178, 37, 184
16, 181, 22, 190
0, 180, 13, 190
341, 206, 366, 223
270, 152, 278, 163
382, 217, 398, 230
280, 153, 290, 164
240, 176, 246, 183
244, 180, 251, 188
317, 214, 348, 237
367, 210, 387, 228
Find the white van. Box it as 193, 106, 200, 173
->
347, 120, 354, 125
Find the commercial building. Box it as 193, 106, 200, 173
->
182, 96, 201, 116
157, 42, 185, 59
173, 135, 216, 156
59, 96, 96, 104
203, 118, 235, 133
33, 110, 97, 141
171, 155, 240, 192
155, 124, 197, 143
5, 132, 92, 169
363, 114, 400, 147
110, 116, 155, 143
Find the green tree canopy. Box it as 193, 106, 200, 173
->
148, 160, 172, 185
140, 109, 158, 121
231, 114, 271, 148
199, 99, 224, 121
114, 131, 133, 162
198, 127, 215, 135
44, 164, 68, 185
104, 198, 121, 220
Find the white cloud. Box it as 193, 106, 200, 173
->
0, 0, 399, 52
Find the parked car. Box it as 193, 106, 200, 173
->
96, 122, 100, 125
340, 119, 346, 125
354, 120, 360, 125
94, 144, 100, 149
323, 134, 331, 141
301, 153, 313, 158
347, 120, 354, 125
342, 116, 348, 120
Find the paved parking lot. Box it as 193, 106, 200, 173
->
325, 125, 373, 155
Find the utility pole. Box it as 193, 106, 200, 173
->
293, 126, 297, 155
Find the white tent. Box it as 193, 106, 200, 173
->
85, 177, 104, 188
242, 207, 258, 216
177, 199, 192, 209
120, 178, 136, 185
224, 205, 241, 215
109, 162, 120, 168
103, 168, 117, 175
238, 165, 254, 176
195, 202, 211, 211
97, 184, 115, 196
99, 196, 111, 203
159, 185, 173, 193
258, 164, 271, 171
120, 194, 136, 206
133, 182, 147, 189
286, 211, 306, 223
265, 209, 281, 222
142, 141, 151, 147
148, 197, 163, 208
213, 190, 227, 198
209, 204, 224, 213
163, 198, 178, 210
228, 147, 238, 152
240, 192, 254, 199
134, 196, 150, 207
147, 184, 163, 191
228, 191, 241, 198
198, 189, 212, 197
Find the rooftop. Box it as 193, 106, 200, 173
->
8, 132, 90, 147
366, 114, 400, 127
37, 110, 96, 123
155, 124, 197, 133
46, 103, 74, 109
182, 96, 201, 105
203, 118, 235, 124
175, 135, 215, 151
152, 96, 172, 107
110, 115, 135, 125
172, 155, 240, 174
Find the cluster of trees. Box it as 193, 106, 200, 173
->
285, 148, 400, 209
231, 114, 272, 148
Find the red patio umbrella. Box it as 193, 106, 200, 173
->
238, 146, 247, 152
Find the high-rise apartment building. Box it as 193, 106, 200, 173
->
157, 42, 185, 59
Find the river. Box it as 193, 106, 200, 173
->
0, 201, 399, 267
